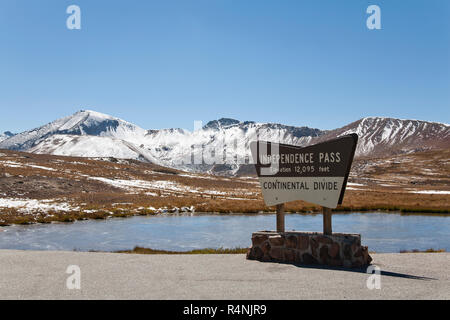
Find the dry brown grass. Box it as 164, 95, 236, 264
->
0, 148, 449, 226
115, 246, 248, 255
400, 248, 446, 253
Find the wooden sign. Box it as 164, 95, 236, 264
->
250, 134, 358, 209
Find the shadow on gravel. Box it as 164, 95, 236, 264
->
259, 261, 437, 281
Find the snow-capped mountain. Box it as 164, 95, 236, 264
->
0, 110, 448, 175
142, 118, 323, 172
0, 111, 323, 173
309, 117, 450, 157
0, 110, 147, 151
0, 131, 15, 143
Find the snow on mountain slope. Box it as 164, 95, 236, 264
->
1, 110, 449, 175
0, 110, 147, 151
140, 118, 322, 171
27, 134, 158, 163
8, 113, 323, 172
0, 131, 14, 143
310, 117, 450, 157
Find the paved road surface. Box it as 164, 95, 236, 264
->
0, 250, 448, 299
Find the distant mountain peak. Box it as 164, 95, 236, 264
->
0, 109, 146, 151
204, 118, 241, 130
318, 116, 450, 157
359, 116, 449, 126
72, 109, 118, 121
0, 131, 15, 143
78, 109, 111, 116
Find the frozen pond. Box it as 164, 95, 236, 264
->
0, 212, 448, 253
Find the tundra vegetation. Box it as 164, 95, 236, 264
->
0, 148, 448, 226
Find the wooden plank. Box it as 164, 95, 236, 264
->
323, 206, 332, 235
276, 203, 285, 233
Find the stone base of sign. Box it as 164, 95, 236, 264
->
246, 231, 372, 268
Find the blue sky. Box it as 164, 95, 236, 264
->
0, 0, 449, 132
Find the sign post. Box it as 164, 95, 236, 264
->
322, 207, 332, 235
248, 134, 372, 267
276, 203, 285, 232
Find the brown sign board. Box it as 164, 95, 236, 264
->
250, 134, 358, 208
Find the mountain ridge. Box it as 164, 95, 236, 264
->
0, 110, 448, 175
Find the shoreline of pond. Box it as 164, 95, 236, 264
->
0, 206, 449, 227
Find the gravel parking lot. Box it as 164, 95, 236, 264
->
0, 250, 448, 299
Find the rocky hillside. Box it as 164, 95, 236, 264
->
310, 117, 450, 157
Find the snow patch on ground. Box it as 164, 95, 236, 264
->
0, 198, 79, 214
88, 177, 245, 197
89, 177, 191, 193
27, 164, 57, 171
409, 190, 450, 195
0, 161, 57, 171
0, 161, 23, 168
